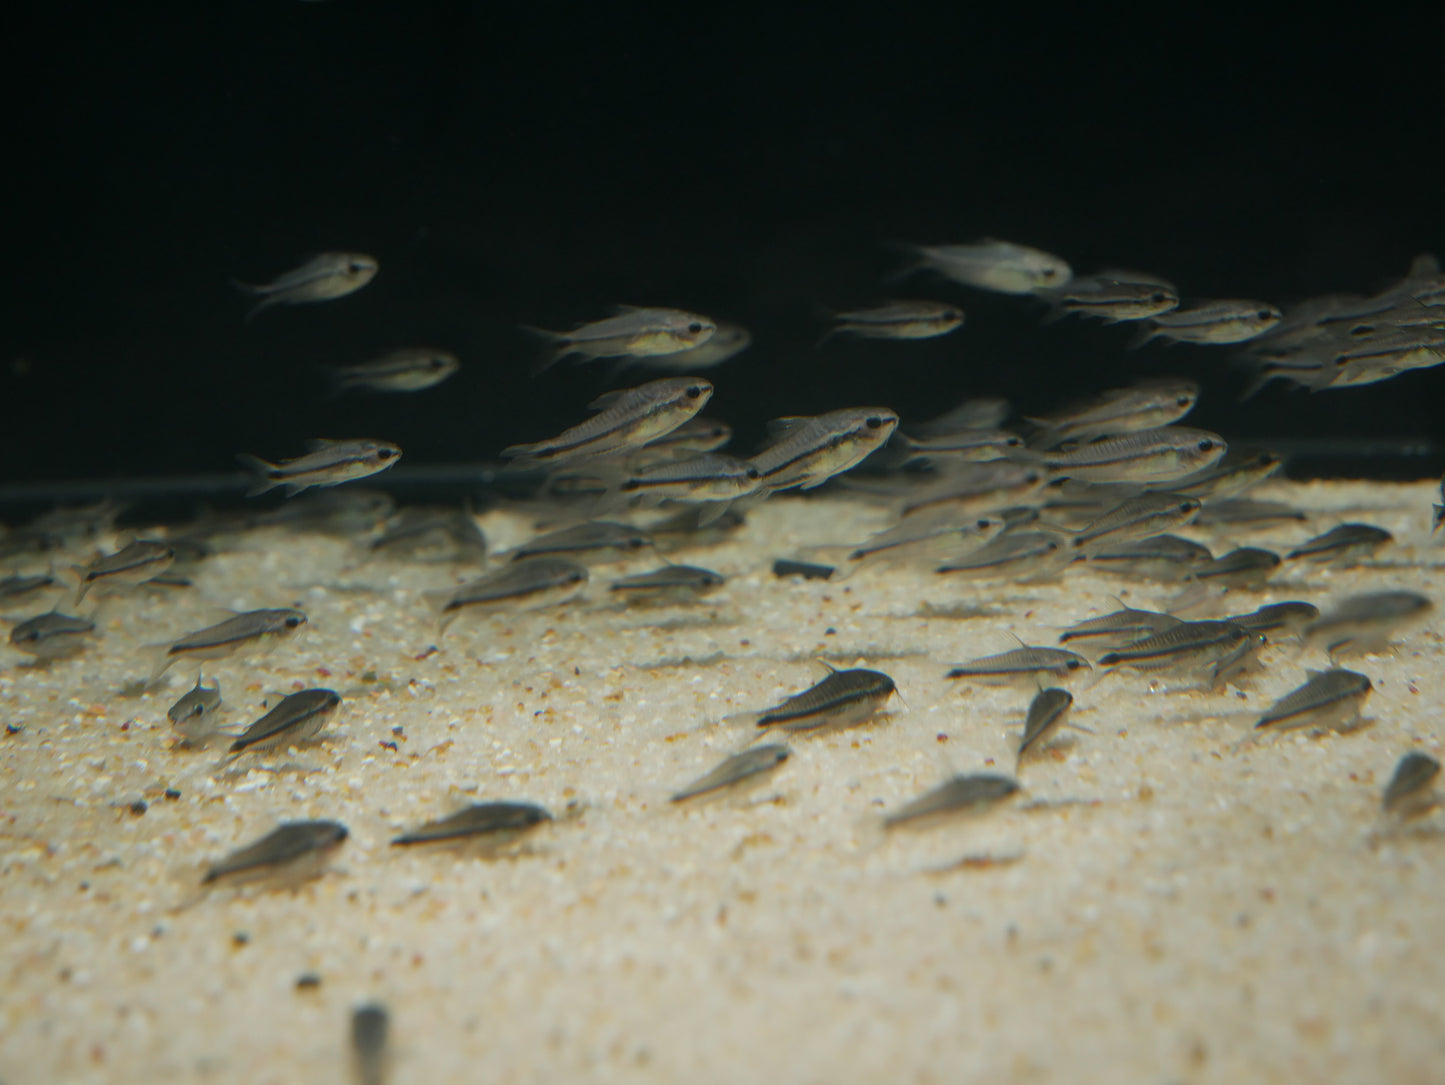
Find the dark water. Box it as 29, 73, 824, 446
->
2, 3, 1442, 496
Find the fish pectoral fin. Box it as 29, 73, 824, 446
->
587, 389, 630, 411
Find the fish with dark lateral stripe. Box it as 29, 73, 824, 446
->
1024, 379, 1197, 446
1040, 427, 1226, 484
510, 522, 653, 563
946, 647, 1089, 686
9, 612, 95, 660
884, 773, 1021, 830
1190, 547, 1280, 590
1069, 493, 1200, 552
1097, 620, 1255, 676
935, 531, 1068, 581
1253, 669, 1371, 732
1060, 607, 1181, 651
1017, 688, 1075, 766
391, 802, 552, 848
167, 673, 223, 741
755, 667, 897, 732
1223, 602, 1319, 636
609, 564, 725, 601
1285, 523, 1392, 567
825, 300, 964, 341
1087, 533, 1212, 581
72, 540, 173, 603
672, 745, 790, 802
749, 408, 899, 493
154, 608, 307, 680
202, 820, 349, 886
237, 439, 401, 497
1382, 752, 1441, 821
228, 689, 340, 755
503, 378, 712, 464
429, 557, 588, 631
1304, 591, 1433, 656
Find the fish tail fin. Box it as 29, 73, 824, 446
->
320, 366, 351, 399
521, 326, 571, 374
1125, 323, 1161, 351
234, 454, 281, 497
881, 240, 927, 286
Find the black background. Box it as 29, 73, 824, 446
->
3, 2, 1443, 493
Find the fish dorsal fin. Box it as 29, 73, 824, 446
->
1408, 253, 1440, 278
816, 659, 839, 675
587, 389, 634, 412
304, 438, 343, 451
767, 417, 809, 435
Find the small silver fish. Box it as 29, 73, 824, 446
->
907, 397, 1012, 437
886, 428, 1024, 467
327, 348, 459, 393
351, 1003, 391, 1085
1134, 300, 1282, 346
1191, 547, 1281, 590
1434, 476, 1444, 533
251, 489, 397, 536
167, 673, 223, 738
8, 612, 95, 660
237, 439, 402, 497
827, 300, 964, 341
898, 461, 1046, 518
618, 453, 763, 507
1303, 591, 1433, 656
1193, 498, 1306, 528
228, 688, 340, 755
847, 512, 1003, 566
749, 409, 899, 492
234, 253, 378, 320
935, 531, 1069, 581
157, 608, 307, 677
431, 557, 588, 630
1166, 450, 1284, 502
391, 802, 552, 849
755, 667, 897, 732
1224, 601, 1320, 636
1285, 523, 1392, 567
671, 744, 790, 803
1017, 688, 1075, 764
1087, 533, 1213, 581
883, 773, 1021, 830
1024, 379, 1199, 445
1069, 493, 1201, 553
528, 306, 716, 373
902, 239, 1072, 295
638, 320, 752, 372
1041, 427, 1227, 484
1059, 607, 1181, 650
72, 539, 174, 603
511, 521, 653, 563
201, 820, 349, 887
1254, 669, 1371, 732
368, 507, 488, 563
1382, 752, 1441, 821
609, 564, 726, 600
1097, 620, 1255, 676
946, 646, 1090, 685
1038, 272, 1180, 324
642, 416, 733, 455
503, 378, 713, 464
0, 573, 57, 603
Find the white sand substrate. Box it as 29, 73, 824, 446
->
2, 479, 1444, 1084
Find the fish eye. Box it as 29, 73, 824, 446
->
1025, 472, 1041, 483
1005, 436, 1022, 447
944, 310, 961, 320
1066, 659, 1083, 669
628, 538, 647, 548
976, 519, 991, 530
348, 261, 367, 274
1040, 268, 1058, 280
1176, 395, 1191, 406
745, 467, 761, 479
1256, 310, 1273, 320
865, 416, 883, 429
1197, 439, 1215, 452
377, 448, 395, 459
685, 386, 703, 399
430, 357, 447, 368
1179, 501, 1194, 512
570, 572, 586, 583
1151, 293, 1168, 303
688, 322, 703, 334
284, 616, 302, 628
